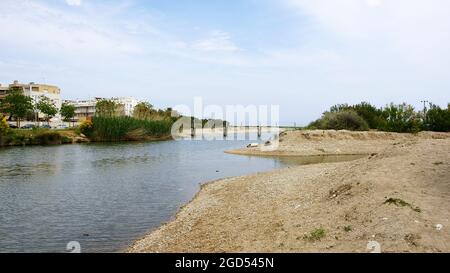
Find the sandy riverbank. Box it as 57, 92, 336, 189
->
129, 130, 450, 253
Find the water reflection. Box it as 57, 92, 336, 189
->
0, 163, 57, 177
0, 140, 366, 253
0, 140, 290, 253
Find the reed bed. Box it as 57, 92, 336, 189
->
91, 116, 173, 141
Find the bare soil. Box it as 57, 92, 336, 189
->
128, 130, 450, 253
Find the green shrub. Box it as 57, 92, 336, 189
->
343, 226, 353, 232
351, 102, 385, 129
0, 115, 8, 146
308, 101, 450, 133
306, 119, 321, 130
2, 130, 27, 145
0, 115, 8, 133
424, 104, 450, 132
379, 103, 422, 133
329, 102, 384, 129
309, 110, 369, 131
303, 228, 326, 242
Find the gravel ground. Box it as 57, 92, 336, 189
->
128, 130, 450, 253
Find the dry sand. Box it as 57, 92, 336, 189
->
128, 130, 450, 253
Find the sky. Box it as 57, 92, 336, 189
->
0, 0, 449, 125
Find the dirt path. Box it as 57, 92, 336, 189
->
129, 130, 450, 253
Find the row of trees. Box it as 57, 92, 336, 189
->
0, 89, 76, 127
95, 99, 176, 121
0, 91, 175, 129
308, 102, 450, 133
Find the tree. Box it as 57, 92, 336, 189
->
379, 103, 422, 133
329, 103, 350, 113
424, 103, 450, 132
133, 102, 154, 120
329, 102, 384, 129
96, 99, 117, 117
0, 89, 34, 127
60, 103, 76, 126
36, 96, 58, 125
351, 102, 384, 129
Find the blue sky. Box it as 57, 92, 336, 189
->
1, 0, 449, 125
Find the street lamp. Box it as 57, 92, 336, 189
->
421, 100, 429, 124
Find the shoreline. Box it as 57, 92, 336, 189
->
225, 149, 369, 157
0, 129, 173, 148
128, 130, 450, 253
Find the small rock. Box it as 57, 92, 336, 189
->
436, 224, 443, 231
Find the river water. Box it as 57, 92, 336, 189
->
0, 136, 305, 253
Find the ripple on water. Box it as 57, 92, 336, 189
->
0, 163, 57, 178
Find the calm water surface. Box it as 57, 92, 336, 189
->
0, 137, 299, 253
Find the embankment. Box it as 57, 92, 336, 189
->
0, 128, 89, 147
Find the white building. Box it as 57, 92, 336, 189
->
0, 84, 9, 100
66, 97, 139, 121
64, 99, 97, 121
110, 97, 139, 117
8, 81, 62, 120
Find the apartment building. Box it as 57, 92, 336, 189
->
66, 97, 138, 121
0, 84, 8, 100
111, 97, 138, 117
64, 99, 97, 121
7, 80, 62, 120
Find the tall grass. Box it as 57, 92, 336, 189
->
90, 116, 173, 141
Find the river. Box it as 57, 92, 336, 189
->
0, 136, 301, 253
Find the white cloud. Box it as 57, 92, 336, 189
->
282, 0, 450, 85
0, 0, 141, 55
366, 0, 382, 8
192, 31, 240, 52
0, 1, 243, 63
66, 0, 81, 6
66, 0, 82, 6
285, 0, 450, 62
278, 0, 450, 116
1, 0, 448, 125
